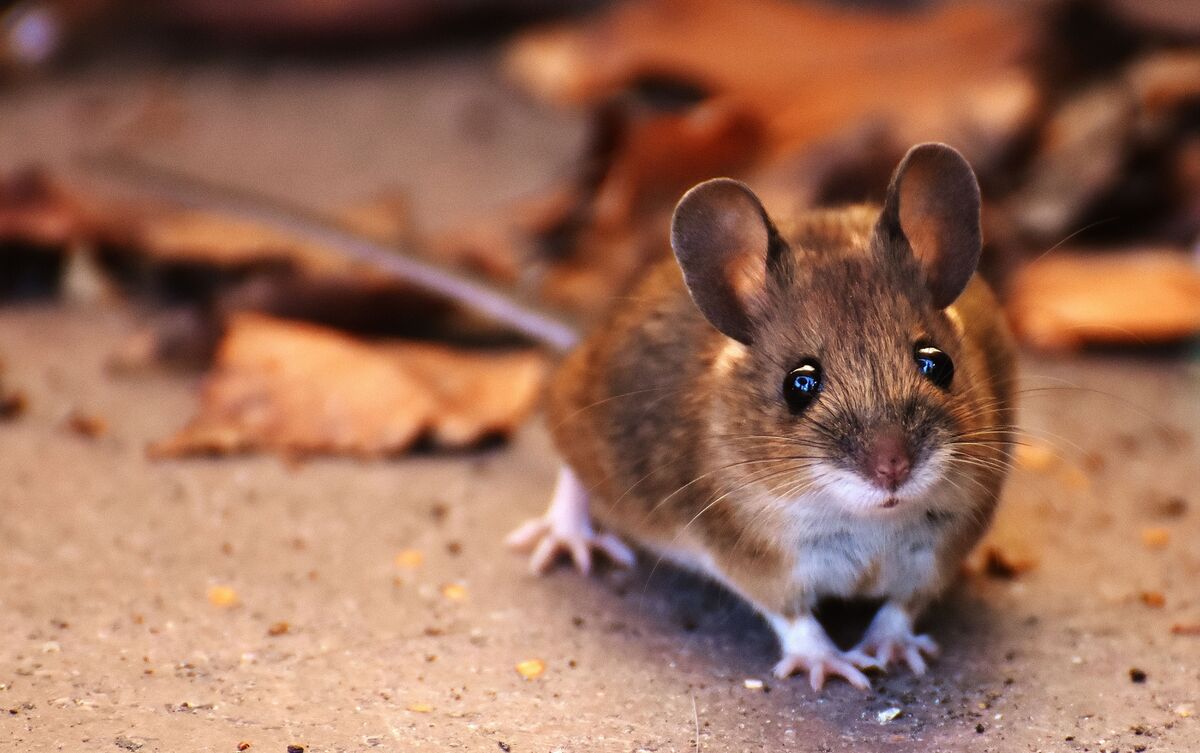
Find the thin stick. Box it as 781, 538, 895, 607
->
76, 150, 581, 353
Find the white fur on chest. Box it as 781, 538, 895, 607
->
783, 496, 942, 602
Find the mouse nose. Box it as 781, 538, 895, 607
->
864, 430, 912, 492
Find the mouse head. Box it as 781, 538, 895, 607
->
671, 142, 993, 515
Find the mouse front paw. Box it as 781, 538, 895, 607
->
847, 602, 939, 675
506, 516, 635, 575
505, 466, 635, 575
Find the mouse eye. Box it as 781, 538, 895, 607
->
915, 345, 954, 389
783, 359, 822, 413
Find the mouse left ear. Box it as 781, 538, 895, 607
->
671, 178, 786, 344
877, 142, 981, 309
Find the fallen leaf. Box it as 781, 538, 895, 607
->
395, 550, 423, 569
149, 314, 546, 459
64, 411, 107, 438
441, 583, 467, 602
505, 0, 1033, 156
1015, 442, 1059, 472
267, 622, 290, 636
407, 702, 433, 713
1170, 623, 1200, 636
982, 546, 1038, 580
206, 585, 239, 608
1009, 250, 1200, 351
0, 389, 28, 420
0, 168, 92, 247
515, 658, 546, 679
1140, 591, 1166, 608
1141, 527, 1171, 550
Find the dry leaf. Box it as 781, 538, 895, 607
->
515, 658, 546, 679
1140, 591, 1166, 608
0, 388, 27, 420
1015, 441, 1059, 472
1140, 527, 1171, 549
206, 585, 239, 608
440, 583, 467, 601
505, 0, 1033, 155
149, 314, 546, 458
64, 411, 107, 438
395, 550, 423, 569
0, 168, 92, 248
981, 546, 1038, 580
1009, 250, 1200, 351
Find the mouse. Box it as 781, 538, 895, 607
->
506, 142, 1016, 690
90, 141, 1016, 691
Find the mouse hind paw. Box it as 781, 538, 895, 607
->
506, 466, 635, 575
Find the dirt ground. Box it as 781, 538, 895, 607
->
1, 47, 1199, 753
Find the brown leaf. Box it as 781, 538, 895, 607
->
0, 168, 93, 248
981, 546, 1038, 580
150, 314, 546, 458
1008, 250, 1200, 351
505, 0, 1033, 155
64, 411, 108, 438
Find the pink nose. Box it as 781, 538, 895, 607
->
865, 430, 912, 491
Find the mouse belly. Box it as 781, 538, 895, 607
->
787, 523, 943, 604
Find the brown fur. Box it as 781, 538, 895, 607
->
545, 202, 1015, 619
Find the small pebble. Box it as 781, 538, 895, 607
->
876, 708, 902, 723
1129, 668, 1147, 683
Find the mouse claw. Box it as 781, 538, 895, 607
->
510, 517, 633, 575
773, 652, 872, 691
850, 603, 939, 676
595, 532, 636, 568
507, 467, 635, 576
768, 614, 873, 691
842, 648, 883, 672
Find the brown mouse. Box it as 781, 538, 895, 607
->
93, 141, 1016, 690
507, 143, 1016, 690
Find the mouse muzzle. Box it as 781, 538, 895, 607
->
861, 427, 913, 492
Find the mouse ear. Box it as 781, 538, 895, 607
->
671, 178, 782, 344
877, 143, 981, 309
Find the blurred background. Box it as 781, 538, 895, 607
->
1, 0, 1198, 455
1, 2, 1198, 751
1, 1, 1199, 444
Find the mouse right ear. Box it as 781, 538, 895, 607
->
877, 142, 982, 309
670, 178, 783, 344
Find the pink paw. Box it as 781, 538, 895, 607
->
506, 517, 635, 575
773, 650, 872, 691
848, 603, 939, 675
848, 633, 939, 675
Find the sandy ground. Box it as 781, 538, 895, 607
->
1, 46, 1199, 753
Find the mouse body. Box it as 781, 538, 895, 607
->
508, 143, 1016, 690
